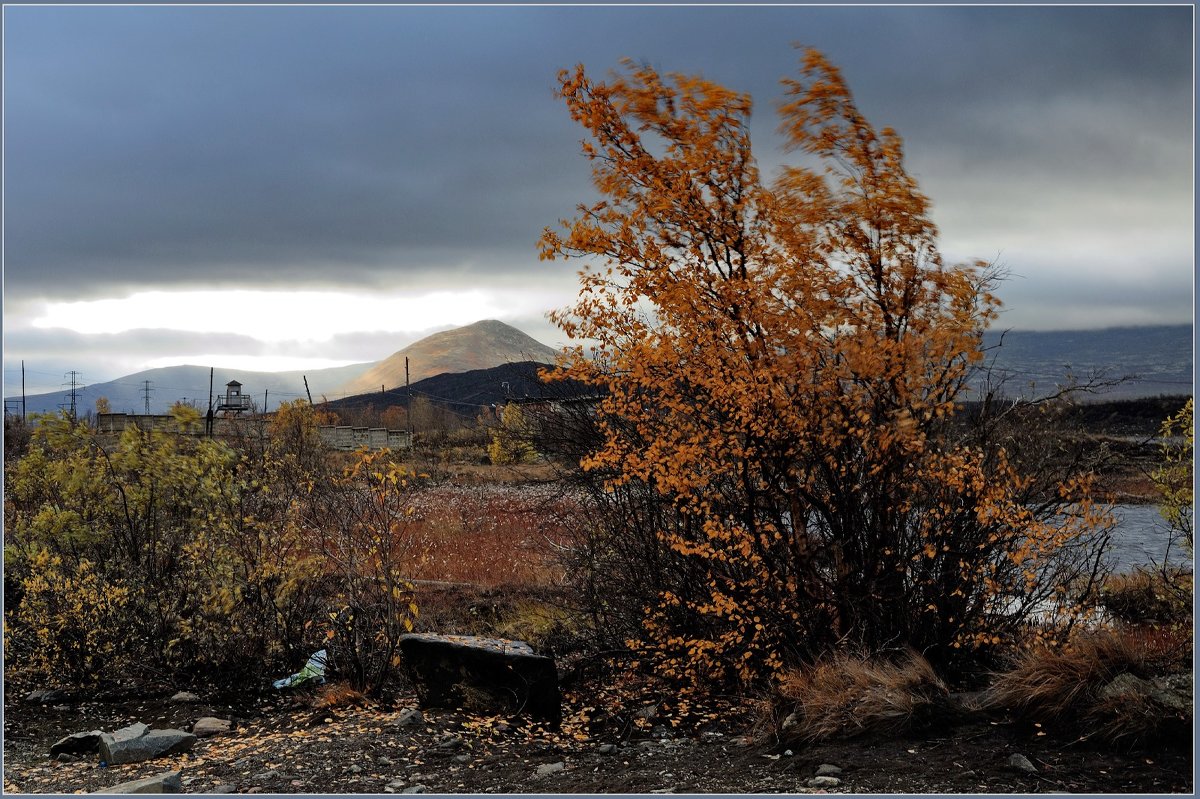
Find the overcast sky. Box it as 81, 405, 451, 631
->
3, 4, 1194, 395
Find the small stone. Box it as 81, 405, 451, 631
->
453, 754, 470, 764
781, 712, 799, 729
598, 743, 617, 755
349, 765, 363, 774
807, 776, 841, 788
55, 753, 79, 763
401, 785, 427, 794
535, 761, 566, 777
378, 756, 395, 766
96, 770, 183, 794
169, 691, 201, 703
1007, 753, 1037, 775
253, 770, 280, 781
387, 778, 407, 789
816, 764, 843, 777
208, 785, 236, 794
437, 735, 464, 751
394, 709, 424, 728
191, 717, 232, 738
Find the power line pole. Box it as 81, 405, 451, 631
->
63, 371, 81, 421
263, 389, 269, 414
207, 367, 214, 437
405, 357, 413, 439
303, 376, 313, 405
21, 360, 26, 421
141, 380, 153, 415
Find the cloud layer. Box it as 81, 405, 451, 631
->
4, 6, 1192, 392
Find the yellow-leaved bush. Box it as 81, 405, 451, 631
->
540, 49, 1113, 685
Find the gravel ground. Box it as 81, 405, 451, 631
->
2, 684, 1191, 794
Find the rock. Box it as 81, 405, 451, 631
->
535, 762, 566, 777
191, 717, 232, 738
1099, 672, 1192, 714
401, 785, 427, 794
169, 691, 201, 703
399, 633, 561, 726
99, 725, 197, 765
349, 765, 363, 774
253, 770, 280, 781
50, 729, 105, 757
816, 764, 843, 777
25, 688, 70, 704
598, 743, 617, 754
807, 776, 841, 788
386, 778, 408, 789
55, 753, 80, 763
1007, 753, 1038, 775
378, 756, 394, 766
393, 708, 425, 728
453, 754, 471, 764
208, 785, 236, 794
436, 735, 464, 751
95, 770, 182, 794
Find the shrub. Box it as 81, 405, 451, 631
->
6, 550, 131, 683
1101, 569, 1192, 625
540, 48, 1113, 687
985, 626, 1192, 747
770, 650, 951, 744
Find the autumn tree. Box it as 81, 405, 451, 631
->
488, 403, 538, 465
541, 50, 1111, 684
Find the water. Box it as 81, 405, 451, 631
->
1108, 504, 1193, 572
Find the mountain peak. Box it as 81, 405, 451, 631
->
338, 320, 558, 394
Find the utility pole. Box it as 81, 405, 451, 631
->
141, 380, 153, 415
21, 360, 26, 421
263, 389, 269, 414
405, 357, 413, 439
63, 371, 81, 421
207, 367, 214, 437
303, 376, 313, 405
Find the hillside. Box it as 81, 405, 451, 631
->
338, 320, 558, 395
326, 361, 593, 415
975, 324, 1191, 400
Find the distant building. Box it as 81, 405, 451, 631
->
216, 380, 253, 415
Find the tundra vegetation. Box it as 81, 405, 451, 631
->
2, 50, 1191, 785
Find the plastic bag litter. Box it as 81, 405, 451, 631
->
272, 649, 328, 689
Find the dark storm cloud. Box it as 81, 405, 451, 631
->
4, 5, 1192, 329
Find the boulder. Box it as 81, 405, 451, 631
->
49, 729, 104, 757
169, 691, 201, 703
100, 724, 197, 765
191, 717, 232, 738
398, 633, 561, 726
95, 771, 182, 794
1099, 672, 1192, 714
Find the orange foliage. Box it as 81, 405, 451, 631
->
541, 50, 1110, 684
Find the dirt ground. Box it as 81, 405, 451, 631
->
2, 679, 1192, 795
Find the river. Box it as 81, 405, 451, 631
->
1108, 504, 1192, 571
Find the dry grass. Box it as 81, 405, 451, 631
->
300, 681, 366, 710
772, 650, 950, 743
985, 626, 1192, 747
392, 483, 580, 588
1100, 568, 1192, 624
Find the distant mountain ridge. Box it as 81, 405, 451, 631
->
8, 323, 1189, 418
338, 319, 558, 395
976, 325, 1192, 400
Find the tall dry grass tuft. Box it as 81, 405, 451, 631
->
772, 649, 950, 743
985, 626, 1192, 748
